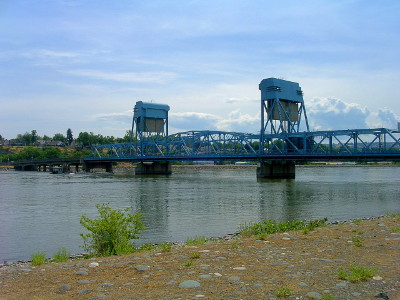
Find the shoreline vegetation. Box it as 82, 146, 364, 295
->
1, 213, 399, 299
0, 213, 396, 267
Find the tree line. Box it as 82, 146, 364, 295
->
0, 129, 133, 148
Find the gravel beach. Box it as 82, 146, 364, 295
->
1, 216, 399, 299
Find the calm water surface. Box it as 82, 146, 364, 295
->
0, 166, 399, 262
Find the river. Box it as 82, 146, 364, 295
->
0, 166, 399, 262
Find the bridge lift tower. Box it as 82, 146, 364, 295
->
258, 78, 310, 178
131, 101, 172, 175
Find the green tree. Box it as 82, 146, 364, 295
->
53, 133, 66, 143
66, 128, 73, 145
31, 130, 38, 145
80, 203, 145, 256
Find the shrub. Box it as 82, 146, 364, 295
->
190, 252, 201, 259
52, 247, 70, 263
31, 251, 46, 266
351, 236, 364, 247
275, 288, 292, 297
80, 203, 145, 256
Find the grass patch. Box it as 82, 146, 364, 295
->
351, 236, 364, 247
352, 219, 362, 225
190, 252, 201, 259
239, 218, 327, 237
183, 260, 196, 267
321, 294, 334, 300
31, 251, 46, 266
137, 242, 157, 252
158, 242, 173, 252
185, 236, 208, 246
338, 263, 377, 282
275, 288, 292, 297
391, 227, 400, 233
52, 247, 70, 263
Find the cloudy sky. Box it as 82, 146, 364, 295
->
1, 0, 399, 139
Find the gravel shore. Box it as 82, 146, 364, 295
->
1, 215, 399, 299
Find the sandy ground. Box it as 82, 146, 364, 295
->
1, 216, 399, 300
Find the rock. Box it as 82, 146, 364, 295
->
214, 273, 222, 277
373, 276, 383, 280
77, 288, 91, 294
199, 274, 212, 279
135, 265, 150, 272
166, 280, 177, 286
101, 283, 114, 287
89, 262, 99, 268
298, 282, 308, 287
77, 280, 90, 285
352, 292, 362, 297
179, 280, 201, 288
336, 282, 347, 287
59, 284, 72, 291
306, 291, 322, 299
20, 269, 32, 272
76, 270, 89, 276
228, 276, 241, 283
232, 267, 246, 270
195, 295, 205, 298
122, 282, 134, 286
93, 294, 107, 299
253, 283, 264, 287
375, 292, 389, 300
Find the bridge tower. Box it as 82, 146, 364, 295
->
258, 78, 310, 178
132, 101, 172, 175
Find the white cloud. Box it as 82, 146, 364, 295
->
307, 97, 399, 131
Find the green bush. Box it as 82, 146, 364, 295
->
80, 203, 145, 256
52, 247, 70, 262
31, 251, 46, 266
239, 218, 327, 236
338, 263, 377, 282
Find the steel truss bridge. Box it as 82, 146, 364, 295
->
84, 78, 400, 176
85, 128, 400, 163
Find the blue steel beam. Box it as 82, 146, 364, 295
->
85, 128, 400, 163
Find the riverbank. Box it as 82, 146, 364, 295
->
1, 215, 399, 299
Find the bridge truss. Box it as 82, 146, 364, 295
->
86, 128, 400, 163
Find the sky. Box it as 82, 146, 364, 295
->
1, 0, 400, 139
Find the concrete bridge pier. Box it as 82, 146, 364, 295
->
257, 161, 295, 179
135, 162, 172, 175
83, 162, 113, 173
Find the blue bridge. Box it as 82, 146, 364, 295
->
84, 78, 400, 178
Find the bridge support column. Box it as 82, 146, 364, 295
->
135, 162, 172, 175
83, 162, 113, 173
257, 161, 295, 179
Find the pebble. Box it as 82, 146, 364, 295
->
336, 282, 347, 287
199, 274, 212, 279
306, 291, 322, 299
77, 280, 90, 285
214, 273, 222, 277
59, 284, 72, 291
89, 262, 99, 268
166, 280, 177, 286
76, 270, 89, 276
352, 292, 362, 297
298, 281, 308, 287
228, 276, 241, 283
178, 280, 201, 288
77, 288, 91, 294
93, 294, 107, 299
373, 276, 383, 280
135, 265, 150, 272
232, 267, 246, 270
20, 269, 32, 272
101, 283, 114, 287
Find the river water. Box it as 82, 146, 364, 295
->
0, 166, 399, 262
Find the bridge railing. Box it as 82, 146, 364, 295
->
86, 128, 400, 161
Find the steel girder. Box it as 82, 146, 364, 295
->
86, 128, 400, 162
